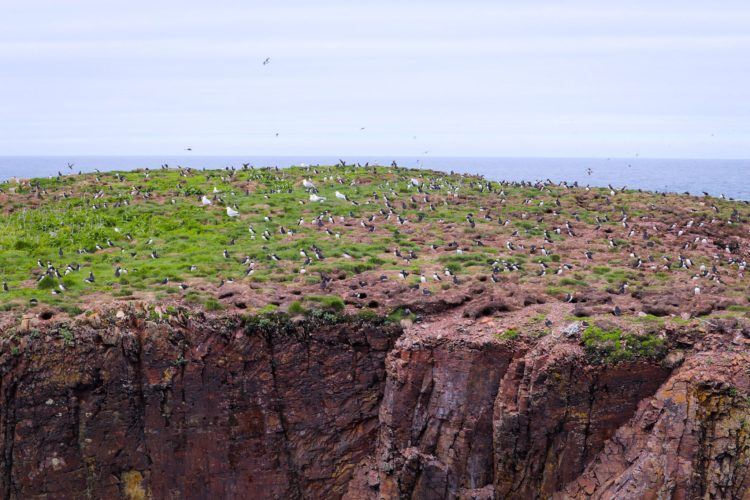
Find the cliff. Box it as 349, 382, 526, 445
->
0, 310, 399, 499
3, 165, 750, 498
2, 307, 749, 499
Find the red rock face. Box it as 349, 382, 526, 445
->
562, 350, 750, 499
0, 316, 400, 499
2, 315, 750, 499
373, 334, 672, 499
376, 339, 515, 498
492, 338, 672, 498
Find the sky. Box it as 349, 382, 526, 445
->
0, 0, 748, 158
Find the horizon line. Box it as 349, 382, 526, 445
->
1, 154, 748, 162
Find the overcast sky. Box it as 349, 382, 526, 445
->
1, 0, 748, 158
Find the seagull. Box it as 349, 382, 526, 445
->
201, 196, 212, 205
303, 179, 316, 190
226, 206, 240, 217
309, 194, 326, 202
335, 191, 348, 201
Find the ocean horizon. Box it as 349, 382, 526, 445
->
1, 155, 749, 200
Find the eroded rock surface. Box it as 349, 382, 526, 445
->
1, 310, 750, 499
0, 314, 400, 499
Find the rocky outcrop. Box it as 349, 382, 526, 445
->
493, 334, 671, 498
562, 350, 750, 499
376, 337, 514, 498
372, 330, 673, 499
0, 313, 400, 499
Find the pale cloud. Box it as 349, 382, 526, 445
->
0, 0, 748, 157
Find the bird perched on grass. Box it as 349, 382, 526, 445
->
309, 194, 326, 202
201, 196, 212, 205
226, 206, 240, 217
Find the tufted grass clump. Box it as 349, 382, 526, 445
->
386, 306, 416, 324
582, 325, 666, 364
496, 328, 520, 341
288, 300, 306, 314
305, 295, 345, 312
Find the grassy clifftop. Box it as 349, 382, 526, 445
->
0, 164, 748, 326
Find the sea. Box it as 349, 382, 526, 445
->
1, 156, 748, 200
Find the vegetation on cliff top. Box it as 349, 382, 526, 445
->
582, 324, 667, 364
0, 163, 748, 334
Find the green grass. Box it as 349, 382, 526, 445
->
1, 163, 749, 322
582, 325, 666, 364
288, 300, 306, 314
305, 295, 345, 312
496, 328, 520, 341
386, 307, 417, 323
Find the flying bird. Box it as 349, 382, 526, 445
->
263, 57, 270, 65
